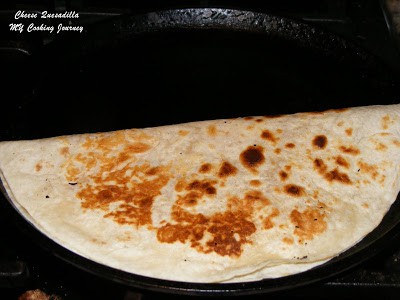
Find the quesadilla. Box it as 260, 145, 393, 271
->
1, 104, 400, 283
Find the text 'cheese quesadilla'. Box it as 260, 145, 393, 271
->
1, 104, 400, 283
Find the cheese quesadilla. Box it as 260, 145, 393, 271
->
0, 104, 400, 283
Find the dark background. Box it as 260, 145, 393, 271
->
1, 1, 400, 299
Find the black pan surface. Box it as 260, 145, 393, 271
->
1, 8, 400, 296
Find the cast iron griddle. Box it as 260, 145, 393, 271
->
1, 8, 400, 296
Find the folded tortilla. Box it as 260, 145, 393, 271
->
0, 104, 399, 283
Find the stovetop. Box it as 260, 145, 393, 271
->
2, 1, 400, 299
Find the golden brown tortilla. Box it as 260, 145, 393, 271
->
1, 104, 400, 282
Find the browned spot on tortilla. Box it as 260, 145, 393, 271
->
145, 166, 160, 176
290, 208, 327, 241
284, 184, 305, 197
263, 208, 280, 229
74, 152, 98, 171
362, 203, 369, 208
250, 179, 261, 186
77, 163, 170, 228
325, 169, 351, 184
393, 140, 400, 147
247, 125, 254, 130
285, 143, 295, 149
199, 163, 212, 173
375, 142, 387, 152
314, 158, 351, 184
91, 238, 107, 245
335, 156, 349, 169
279, 171, 289, 181
186, 179, 217, 196
312, 190, 319, 199
35, 163, 42, 172
345, 128, 353, 136
261, 130, 278, 144
244, 116, 254, 120
255, 118, 263, 123
240, 145, 265, 172
284, 165, 292, 171
274, 148, 281, 154
339, 146, 360, 155
282, 237, 294, 245
157, 190, 268, 257
357, 160, 379, 180
218, 161, 238, 178
337, 121, 344, 127
207, 125, 217, 136
242, 190, 270, 207
82, 131, 126, 151
381, 115, 391, 130
175, 180, 185, 192
312, 135, 328, 149
67, 132, 169, 228
125, 142, 151, 153
179, 130, 189, 136
314, 158, 328, 174
66, 165, 80, 182
60, 146, 70, 156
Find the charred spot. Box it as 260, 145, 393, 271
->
279, 171, 288, 181
339, 146, 360, 155
284, 184, 305, 197
240, 145, 265, 171
285, 143, 296, 149
218, 161, 238, 178
325, 169, 351, 184
145, 167, 159, 176
314, 158, 351, 184
199, 163, 212, 173
260, 130, 277, 143
335, 156, 349, 169
313, 158, 327, 173
274, 148, 281, 154
187, 180, 217, 195
255, 118, 263, 123
312, 135, 328, 149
